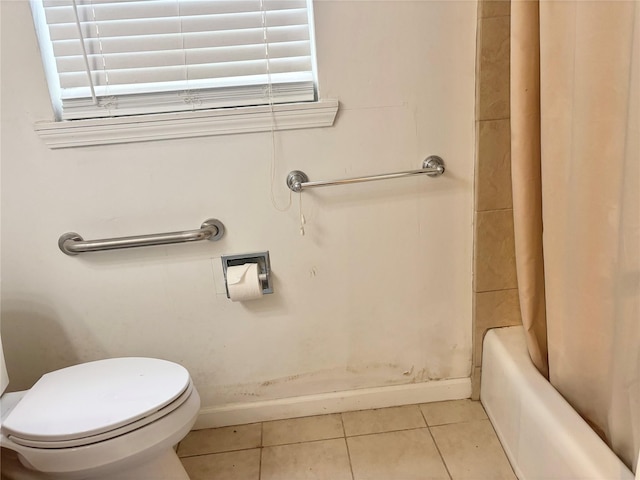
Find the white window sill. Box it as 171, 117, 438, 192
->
34, 99, 339, 149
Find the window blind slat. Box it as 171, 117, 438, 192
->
56, 41, 311, 74
59, 56, 313, 89
34, 0, 317, 120
47, 8, 310, 39
51, 25, 310, 57
61, 74, 314, 100
44, 1, 307, 24
44, 0, 307, 11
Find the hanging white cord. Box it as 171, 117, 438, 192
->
299, 191, 306, 236
177, 0, 197, 108
71, 0, 97, 105
261, 0, 292, 213
89, 1, 108, 89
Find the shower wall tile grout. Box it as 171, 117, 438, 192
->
472, 0, 522, 399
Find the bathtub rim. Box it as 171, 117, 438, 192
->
480, 325, 634, 480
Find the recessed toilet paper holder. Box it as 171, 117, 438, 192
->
221, 252, 273, 298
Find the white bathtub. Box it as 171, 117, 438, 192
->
481, 326, 635, 480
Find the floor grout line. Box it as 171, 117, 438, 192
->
263, 436, 348, 448
419, 405, 454, 480
177, 446, 262, 459
345, 425, 431, 439
340, 413, 356, 480
427, 426, 454, 480
182, 423, 454, 456
258, 422, 263, 480
429, 428, 453, 479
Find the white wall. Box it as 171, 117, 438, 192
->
0, 1, 477, 412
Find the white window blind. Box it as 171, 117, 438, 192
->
32, 0, 317, 120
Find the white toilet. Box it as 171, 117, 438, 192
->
0, 338, 200, 479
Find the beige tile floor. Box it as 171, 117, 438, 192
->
177, 399, 516, 480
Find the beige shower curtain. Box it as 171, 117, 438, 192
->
511, 0, 639, 473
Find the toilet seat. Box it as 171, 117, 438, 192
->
2, 357, 190, 448
1, 385, 200, 478
8, 381, 194, 449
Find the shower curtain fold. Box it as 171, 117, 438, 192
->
509, 0, 548, 379
510, 0, 639, 472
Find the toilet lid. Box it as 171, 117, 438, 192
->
2, 357, 190, 443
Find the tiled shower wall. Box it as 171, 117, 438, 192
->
472, 0, 522, 398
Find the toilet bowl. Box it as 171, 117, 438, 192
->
0, 347, 200, 480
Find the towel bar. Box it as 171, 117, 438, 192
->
286, 156, 445, 192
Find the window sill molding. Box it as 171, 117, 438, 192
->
34, 99, 339, 149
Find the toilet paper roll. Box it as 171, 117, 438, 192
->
226, 263, 264, 302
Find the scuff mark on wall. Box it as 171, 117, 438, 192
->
346, 362, 401, 375
261, 373, 302, 387
203, 361, 454, 405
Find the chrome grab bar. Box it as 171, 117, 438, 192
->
286, 156, 445, 193
58, 218, 225, 256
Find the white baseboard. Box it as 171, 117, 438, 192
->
193, 377, 471, 429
